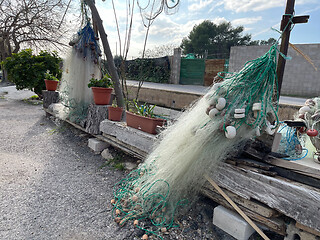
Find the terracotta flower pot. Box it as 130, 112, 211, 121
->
91, 87, 113, 105
108, 106, 123, 121
126, 111, 166, 135
44, 79, 59, 91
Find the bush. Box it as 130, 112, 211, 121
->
1, 49, 62, 97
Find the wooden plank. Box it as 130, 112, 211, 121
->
203, 182, 280, 218
265, 156, 320, 179
296, 222, 320, 237
204, 174, 271, 240
212, 162, 320, 232
201, 188, 286, 235
272, 166, 320, 189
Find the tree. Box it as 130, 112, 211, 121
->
140, 43, 179, 58
0, 0, 72, 81
249, 38, 277, 46
2, 49, 62, 97
180, 21, 252, 58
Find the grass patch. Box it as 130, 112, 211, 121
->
100, 152, 125, 171
23, 95, 42, 105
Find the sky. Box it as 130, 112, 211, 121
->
94, 0, 320, 59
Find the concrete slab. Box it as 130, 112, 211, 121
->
100, 119, 157, 154
213, 205, 255, 240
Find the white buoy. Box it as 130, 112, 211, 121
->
234, 113, 245, 119
252, 103, 262, 111
225, 126, 237, 139
208, 97, 217, 106
265, 121, 276, 135
209, 108, 219, 119
299, 106, 311, 115
216, 98, 226, 110
212, 82, 222, 90
235, 108, 245, 114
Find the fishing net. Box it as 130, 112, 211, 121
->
277, 123, 308, 160
294, 97, 320, 162
58, 22, 101, 122
111, 44, 280, 238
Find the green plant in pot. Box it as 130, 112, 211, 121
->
107, 99, 123, 121
126, 100, 166, 134
44, 71, 60, 91
88, 73, 114, 105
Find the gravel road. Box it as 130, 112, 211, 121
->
0, 89, 135, 239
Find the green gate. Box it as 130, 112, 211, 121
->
180, 58, 205, 85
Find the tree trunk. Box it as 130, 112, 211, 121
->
84, 0, 125, 109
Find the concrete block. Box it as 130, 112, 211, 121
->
88, 138, 109, 152
212, 205, 255, 240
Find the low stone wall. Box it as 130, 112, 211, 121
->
127, 84, 301, 121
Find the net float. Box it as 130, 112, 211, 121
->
299, 106, 311, 114
216, 98, 226, 110
235, 108, 245, 114
307, 129, 318, 137
234, 113, 245, 119
252, 103, 261, 111
225, 126, 236, 139
209, 108, 219, 119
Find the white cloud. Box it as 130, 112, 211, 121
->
188, 0, 215, 11
212, 17, 228, 25
221, 0, 318, 13
223, 0, 285, 13
231, 16, 262, 26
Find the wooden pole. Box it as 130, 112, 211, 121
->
204, 174, 271, 240
276, 0, 295, 95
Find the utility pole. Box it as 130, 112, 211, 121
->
276, 0, 309, 95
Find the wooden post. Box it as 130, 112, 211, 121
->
276, 0, 295, 95
276, 0, 309, 95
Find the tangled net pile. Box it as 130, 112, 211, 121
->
277, 123, 308, 160
294, 97, 320, 162
111, 45, 280, 238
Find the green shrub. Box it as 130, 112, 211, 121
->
1, 49, 62, 97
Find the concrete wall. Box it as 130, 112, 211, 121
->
229, 44, 320, 98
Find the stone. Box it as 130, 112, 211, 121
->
124, 162, 137, 171
212, 205, 255, 240
88, 138, 109, 152
42, 90, 59, 109
101, 148, 113, 160
86, 104, 108, 135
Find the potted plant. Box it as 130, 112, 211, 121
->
88, 74, 114, 105
108, 100, 123, 121
44, 71, 59, 91
126, 100, 166, 134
